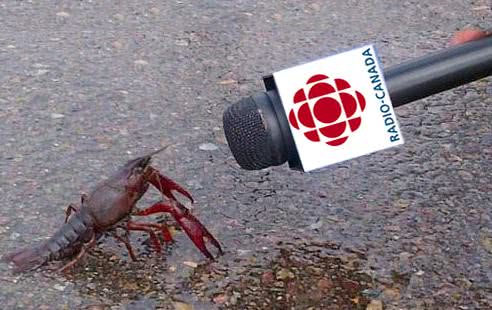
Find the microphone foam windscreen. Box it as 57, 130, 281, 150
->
222, 96, 275, 170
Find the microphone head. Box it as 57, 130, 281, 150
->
222, 93, 288, 170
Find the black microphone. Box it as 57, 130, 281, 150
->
223, 36, 492, 171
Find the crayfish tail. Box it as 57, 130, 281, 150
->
2, 246, 48, 273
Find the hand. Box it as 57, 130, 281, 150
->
450, 28, 491, 45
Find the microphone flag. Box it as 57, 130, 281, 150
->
273, 45, 404, 172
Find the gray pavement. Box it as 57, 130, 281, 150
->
0, 1, 491, 309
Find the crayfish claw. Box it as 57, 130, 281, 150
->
135, 201, 223, 259
179, 216, 223, 259
147, 166, 194, 203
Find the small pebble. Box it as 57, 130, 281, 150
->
50, 113, 65, 119
9, 232, 20, 240
383, 288, 400, 300
274, 281, 284, 288
134, 59, 149, 66
186, 179, 203, 190
276, 268, 295, 280
309, 219, 323, 230
175, 39, 189, 47
237, 249, 252, 256
85, 305, 106, 310
213, 294, 228, 304
35, 69, 49, 76
183, 261, 198, 268
174, 301, 193, 310
113, 13, 124, 21
218, 79, 237, 85
230, 292, 240, 305
481, 235, 492, 253
199, 143, 218, 151
112, 41, 123, 49
33, 63, 49, 68
366, 300, 383, 310
0, 216, 10, 225
53, 283, 66, 291
56, 11, 70, 17
149, 7, 160, 15
119, 128, 129, 136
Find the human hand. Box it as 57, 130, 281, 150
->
450, 28, 491, 45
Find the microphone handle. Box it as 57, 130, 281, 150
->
385, 35, 492, 108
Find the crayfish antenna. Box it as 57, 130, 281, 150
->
145, 145, 171, 158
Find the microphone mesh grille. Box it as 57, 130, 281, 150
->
222, 96, 273, 170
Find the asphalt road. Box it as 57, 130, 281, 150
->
0, 1, 491, 309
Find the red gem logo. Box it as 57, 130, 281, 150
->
288, 74, 366, 146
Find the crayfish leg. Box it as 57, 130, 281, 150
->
127, 221, 163, 253
135, 201, 223, 259
110, 231, 137, 261
146, 166, 194, 203
58, 233, 97, 273
134, 222, 174, 243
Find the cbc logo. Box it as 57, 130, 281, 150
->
288, 74, 366, 146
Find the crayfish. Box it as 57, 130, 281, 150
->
2, 147, 223, 273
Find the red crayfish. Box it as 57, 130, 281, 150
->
2, 147, 223, 273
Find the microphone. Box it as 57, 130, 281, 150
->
223, 36, 492, 171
